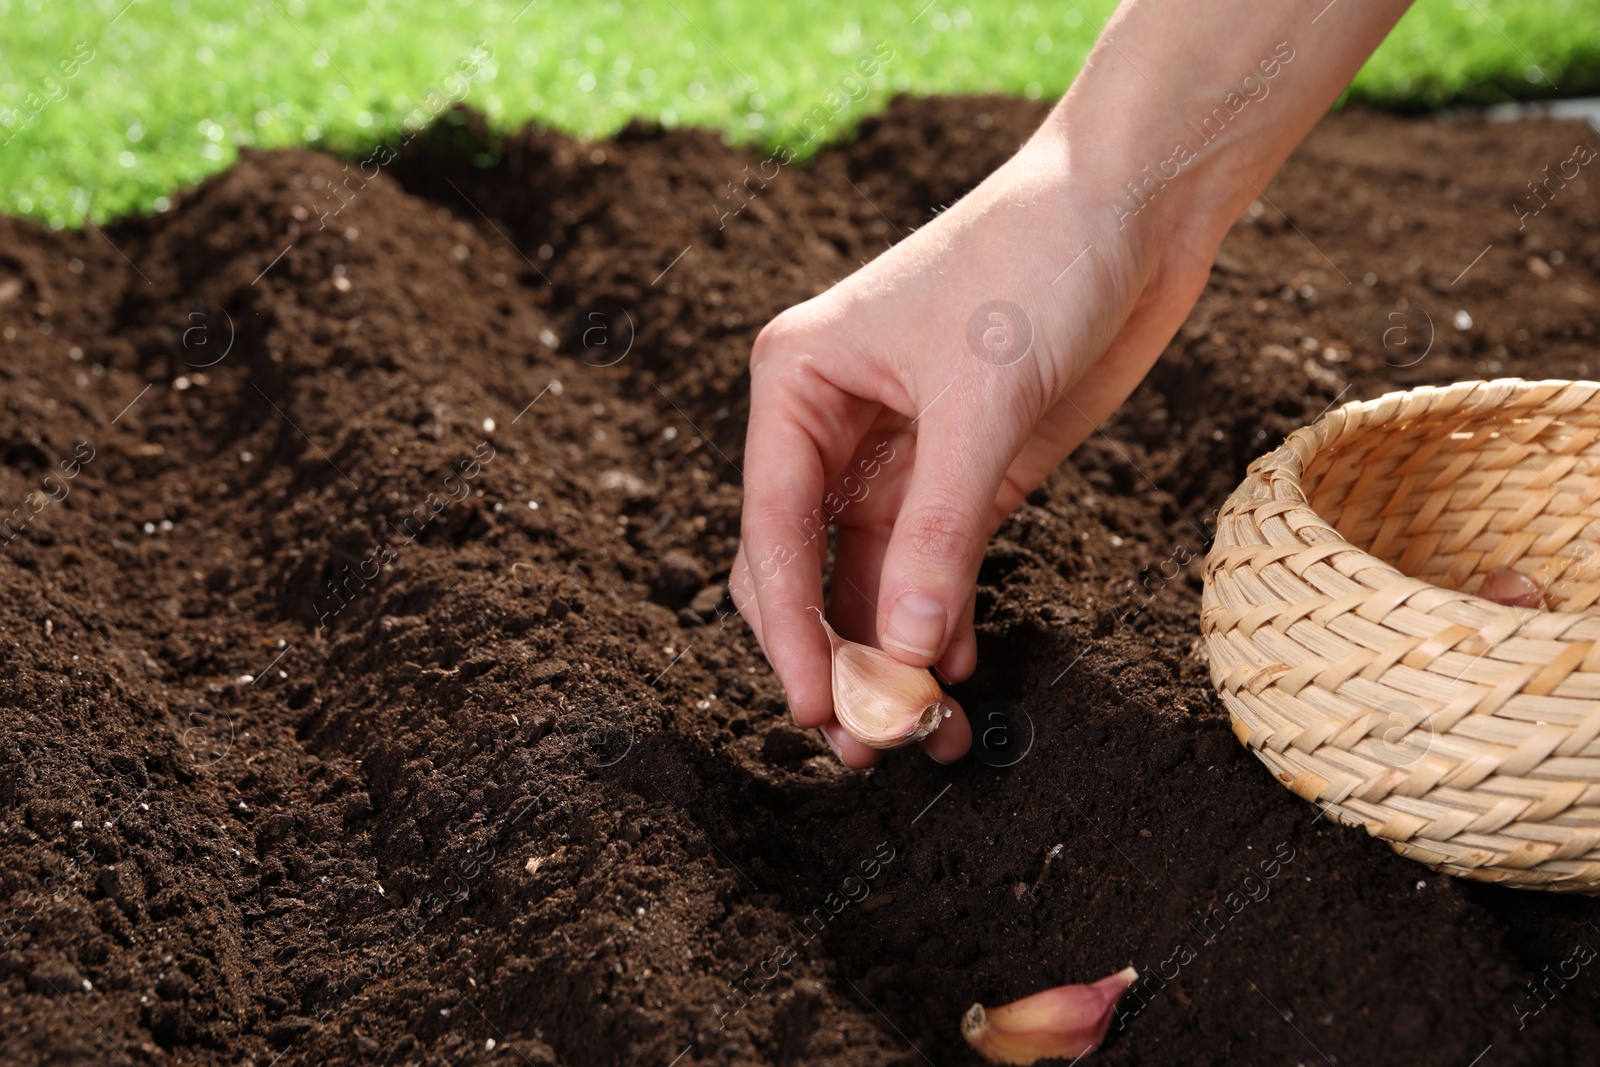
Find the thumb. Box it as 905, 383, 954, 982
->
875, 412, 1012, 667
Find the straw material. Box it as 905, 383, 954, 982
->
1202, 379, 1600, 892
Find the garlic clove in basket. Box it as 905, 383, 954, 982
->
812, 608, 945, 749
961, 966, 1139, 1065
1479, 566, 1549, 609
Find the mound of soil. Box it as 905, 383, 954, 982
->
1, 97, 1598, 1066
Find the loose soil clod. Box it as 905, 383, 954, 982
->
0, 98, 1598, 1065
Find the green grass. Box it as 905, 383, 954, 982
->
2, 0, 1597, 226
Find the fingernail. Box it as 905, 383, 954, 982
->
883, 592, 947, 660
819, 723, 847, 761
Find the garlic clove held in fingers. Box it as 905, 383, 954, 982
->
813, 608, 946, 749
962, 966, 1139, 1065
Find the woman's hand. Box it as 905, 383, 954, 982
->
729, 0, 1414, 767
729, 119, 1223, 767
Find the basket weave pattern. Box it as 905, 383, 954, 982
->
1202, 379, 1600, 892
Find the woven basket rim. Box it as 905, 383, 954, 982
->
1204, 376, 1600, 890
1246, 376, 1600, 642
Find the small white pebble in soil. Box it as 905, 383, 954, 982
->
1363, 272, 1378, 286
451, 244, 470, 261
1453, 309, 1472, 330
635, 906, 646, 917
69, 346, 83, 361
160, 520, 173, 531
71, 820, 83, 830
440, 1008, 451, 1017
548, 379, 563, 396
173, 376, 191, 391
82, 979, 92, 992
539, 329, 558, 349
527, 500, 539, 511
486, 1038, 497, 1052
1110, 535, 1123, 547
695, 700, 711, 710
1416, 880, 1427, 890
482, 417, 495, 433
239, 451, 254, 463
143, 522, 155, 534
332, 275, 351, 292
662, 426, 678, 442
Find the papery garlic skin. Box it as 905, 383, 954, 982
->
1479, 566, 1548, 609
813, 610, 945, 749
962, 966, 1139, 1065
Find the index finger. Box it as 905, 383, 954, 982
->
739, 399, 834, 726
739, 359, 873, 727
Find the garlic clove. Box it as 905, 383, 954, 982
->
813, 609, 946, 749
1479, 566, 1548, 609
962, 966, 1138, 1065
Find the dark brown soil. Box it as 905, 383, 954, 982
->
1, 97, 1598, 1066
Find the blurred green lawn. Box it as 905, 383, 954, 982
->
2, 0, 1597, 225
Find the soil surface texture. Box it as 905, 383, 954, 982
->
1, 97, 1599, 1066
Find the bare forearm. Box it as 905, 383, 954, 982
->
1038, 0, 1413, 242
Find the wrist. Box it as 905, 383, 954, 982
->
1031, 97, 1246, 265
1029, 31, 1318, 257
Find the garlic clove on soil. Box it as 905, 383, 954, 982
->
962, 966, 1139, 1065
812, 608, 945, 749
1479, 566, 1549, 609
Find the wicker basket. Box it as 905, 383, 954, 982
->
1202, 379, 1600, 892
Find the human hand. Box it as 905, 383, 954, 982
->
729, 0, 1413, 767
728, 118, 1224, 768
